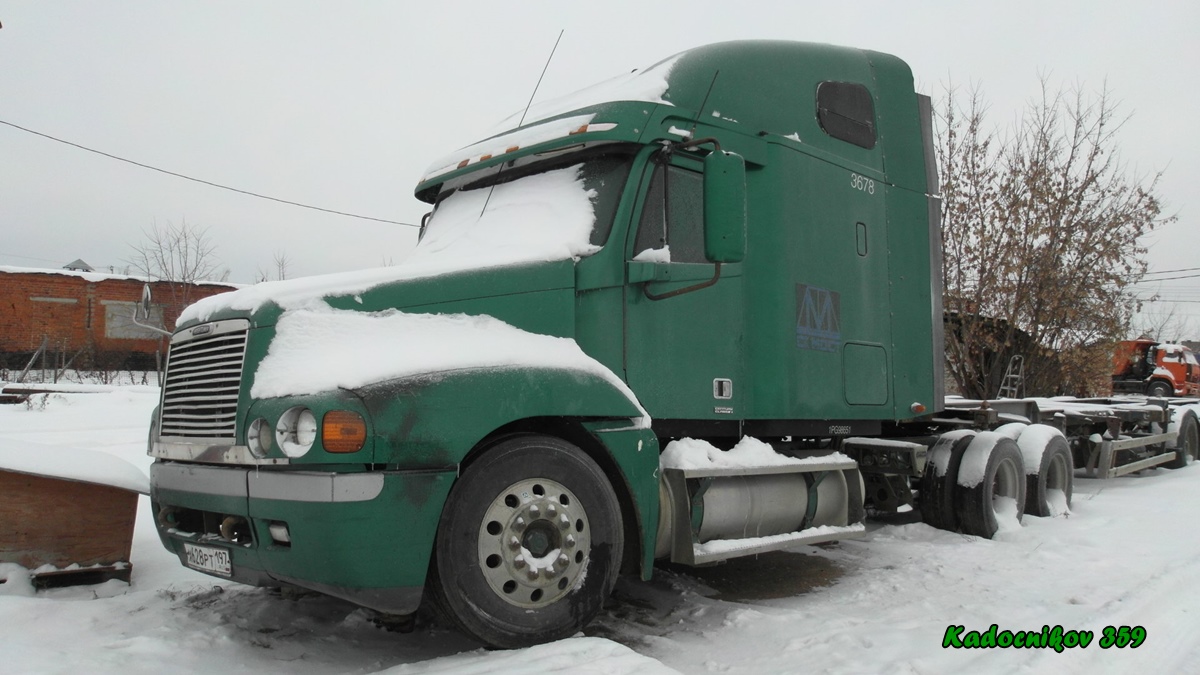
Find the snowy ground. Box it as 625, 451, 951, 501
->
2, 389, 1200, 674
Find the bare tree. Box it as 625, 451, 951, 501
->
938, 80, 1173, 398
127, 218, 223, 322
273, 249, 290, 281
1132, 302, 1196, 343
255, 249, 291, 283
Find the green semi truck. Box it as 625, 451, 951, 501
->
146, 41, 1199, 648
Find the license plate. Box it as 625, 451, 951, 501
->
184, 543, 232, 577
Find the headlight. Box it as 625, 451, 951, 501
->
276, 407, 317, 457
247, 417, 272, 457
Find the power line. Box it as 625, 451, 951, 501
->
0, 118, 418, 228
1143, 266, 1200, 277
0, 252, 68, 265
1129, 272, 1200, 284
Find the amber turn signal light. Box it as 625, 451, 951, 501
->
322, 410, 367, 453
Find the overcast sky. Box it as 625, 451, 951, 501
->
1, 1, 1196, 314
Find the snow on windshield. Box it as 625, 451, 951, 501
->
180, 162, 602, 324
250, 304, 649, 427
406, 163, 599, 266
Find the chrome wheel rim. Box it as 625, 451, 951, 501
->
478, 478, 590, 609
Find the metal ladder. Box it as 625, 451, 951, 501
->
997, 354, 1024, 399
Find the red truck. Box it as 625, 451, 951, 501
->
1112, 339, 1200, 397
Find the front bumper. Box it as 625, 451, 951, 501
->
150, 460, 455, 614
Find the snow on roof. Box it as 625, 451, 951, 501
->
1158, 343, 1191, 352
423, 56, 679, 182
0, 437, 149, 494
489, 55, 678, 135
250, 305, 649, 427
181, 162, 599, 324
0, 264, 238, 288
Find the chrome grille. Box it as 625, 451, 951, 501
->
159, 319, 249, 440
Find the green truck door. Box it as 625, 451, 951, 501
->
623, 154, 746, 422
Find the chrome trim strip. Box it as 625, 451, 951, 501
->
248, 471, 385, 503
152, 441, 290, 466
152, 463, 248, 497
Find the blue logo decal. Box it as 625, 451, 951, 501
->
796, 284, 841, 353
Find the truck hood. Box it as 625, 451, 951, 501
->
175, 259, 577, 330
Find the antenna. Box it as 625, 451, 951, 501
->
689, 70, 721, 140
480, 30, 565, 218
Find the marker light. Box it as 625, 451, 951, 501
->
323, 410, 367, 454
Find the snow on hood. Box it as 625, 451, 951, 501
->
180, 163, 599, 326
250, 305, 649, 426
0, 437, 149, 494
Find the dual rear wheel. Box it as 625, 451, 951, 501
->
920, 426, 1073, 538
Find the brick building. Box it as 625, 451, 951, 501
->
0, 265, 237, 371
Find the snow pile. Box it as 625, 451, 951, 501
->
8, 384, 1200, 672
0, 436, 149, 494
632, 246, 671, 263
251, 305, 648, 425
956, 431, 1004, 488
660, 437, 851, 471
180, 163, 602, 325
406, 164, 599, 266
993, 422, 1026, 441
382, 636, 679, 674
1015, 424, 1065, 476
928, 429, 975, 477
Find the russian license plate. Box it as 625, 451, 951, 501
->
184, 543, 232, 577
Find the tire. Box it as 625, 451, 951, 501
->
427, 435, 623, 648
919, 431, 975, 532
1020, 430, 1073, 517
1147, 380, 1173, 398
1167, 410, 1198, 470
955, 432, 1026, 538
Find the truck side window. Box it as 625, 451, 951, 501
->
633, 162, 705, 263
816, 81, 876, 149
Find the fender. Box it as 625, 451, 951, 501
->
356, 365, 661, 577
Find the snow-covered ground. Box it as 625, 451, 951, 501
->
2, 389, 1200, 674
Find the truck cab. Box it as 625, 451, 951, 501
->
147, 41, 943, 647
1113, 339, 1200, 397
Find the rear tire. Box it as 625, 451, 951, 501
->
1167, 410, 1198, 470
920, 432, 975, 532
955, 433, 1026, 538
427, 435, 623, 648
1022, 432, 1073, 517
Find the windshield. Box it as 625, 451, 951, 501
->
406, 147, 635, 268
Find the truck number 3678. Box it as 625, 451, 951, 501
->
850, 173, 875, 194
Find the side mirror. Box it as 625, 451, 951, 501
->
132, 284, 172, 337
703, 150, 747, 263
137, 284, 154, 321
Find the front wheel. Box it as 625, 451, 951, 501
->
427, 435, 623, 648
1147, 380, 1173, 398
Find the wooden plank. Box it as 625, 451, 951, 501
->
0, 470, 137, 570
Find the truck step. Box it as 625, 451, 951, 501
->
690, 523, 866, 565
